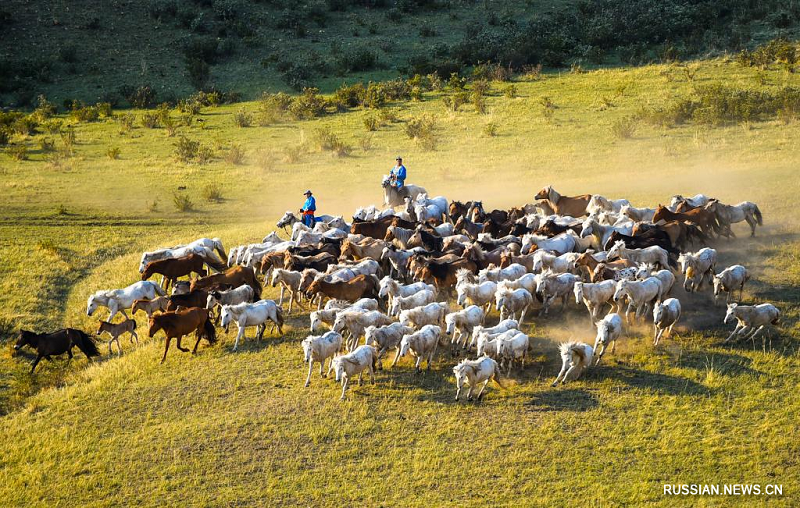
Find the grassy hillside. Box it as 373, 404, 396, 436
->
1, 56, 800, 505
2, 0, 799, 106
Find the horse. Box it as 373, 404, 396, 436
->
382, 175, 427, 208
652, 205, 720, 238
221, 300, 284, 350
713, 265, 750, 304
96, 319, 138, 356
704, 200, 762, 237
552, 341, 594, 386
141, 253, 213, 290
87, 281, 166, 321
14, 329, 100, 373
332, 345, 379, 399
453, 356, 505, 401
607, 240, 673, 271
138, 238, 227, 274
653, 298, 681, 346
534, 186, 591, 217
305, 274, 381, 310
190, 265, 262, 300
276, 210, 335, 233
149, 307, 217, 363
724, 303, 780, 345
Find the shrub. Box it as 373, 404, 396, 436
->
172, 192, 195, 212
288, 88, 326, 120
472, 92, 486, 114
334, 46, 379, 75
233, 108, 252, 127
257, 91, 292, 125
419, 24, 436, 37
34, 95, 56, 120
96, 102, 113, 117
363, 115, 379, 131
118, 113, 136, 133
177, 97, 202, 115
0, 128, 8, 146
505, 84, 517, 98
404, 114, 437, 150
254, 148, 276, 171
174, 135, 200, 162
737, 38, 797, 68
107, 147, 121, 159
611, 116, 637, 139
12, 116, 37, 136
483, 122, 498, 137
378, 108, 398, 123
202, 182, 224, 202
472, 62, 511, 82
125, 85, 157, 108
41, 119, 63, 134
58, 45, 78, 63
6, 144, 27, 160
359, 134, 373, 152
332, 82, 366, 108
443, 91, 469, 112
224, 144, 245, 164
313, 127, 351, 156
283, 144, 305, 163
69, 101, 100, 122
60, 127, 76, 155
160, 110, 177, 136
39, 138, 55, 152
140, 112, 160, 128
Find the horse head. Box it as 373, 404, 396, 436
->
13, 330, 34, 350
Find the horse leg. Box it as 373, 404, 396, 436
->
340, 377, 349, 400
161, 337, 171, 363
278, 286, 285, 307
131, 330, 139, 346
305, 360, 314, 387
476, 379, 490, 400
30, 354, 43, 373
233, 325, 245, 351
725, 324, 742, 343
108, 338, 114, 356
552, 364, 568, 386
414, 356, 422, 374
176, 335, 189, 353
391, 348, 402, 368
115, 337, 122, 356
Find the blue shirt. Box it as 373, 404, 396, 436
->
391, 164, 406, 181
302, 196, 316, 212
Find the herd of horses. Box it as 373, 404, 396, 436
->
13, 182, 779, 402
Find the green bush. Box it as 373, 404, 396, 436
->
404, 114, 437, 150
140, 112, 160, 128
59, 127, 76, 155
69, 101, 100, 122
363, 115, 379, 131
174, 135, 200, 162
202, 182, 224, 202
611, 116, 637, 139
483, 122, 498, 137
118, 113, 136, 133
34, 95, 57, 120
233, 108, 252, 127
12, 115, 37, 136
6, 144, 27, 160
39, 138, 55, 152
223, 144, 245, 164
737, 38, 797, 68
106, 147, 121, 159
313, 127, 351, 156
172, 192, 195, 212
288, 88, 326, 120
0, 128, 8, 146
332, 82, 366, 108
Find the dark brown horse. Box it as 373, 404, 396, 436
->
190, 266, 262, 300
141, 253, 210, 290
454, 216, 485, 240
449, 201, 477, 222
351, 216, 415, 239
167, 289, 210, 312
14, 329, 100, 373
305, 274, 380, 305
283, 251, 337, 272
148, 307, 216, 363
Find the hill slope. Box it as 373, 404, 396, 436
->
1, 57, 800, 505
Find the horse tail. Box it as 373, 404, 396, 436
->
275, 305, 285, 331
249, 269, 263, 300
753, 204, 763, 226
202, 316, 217, 344
493, 363, 506, 389
153, 283, 167, 297
214, 239, 228, 263
203, 253, 228, 274
71, 329, 101, 358
667, 253, 678, 270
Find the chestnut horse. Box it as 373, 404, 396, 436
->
190, 266, 262, 300
305, 274, 381, 309
148, 307, 217, 363
141, 253, 212, 290
14, 329, 100, 373
534, 186, 591, 217
652, 205, 720, 238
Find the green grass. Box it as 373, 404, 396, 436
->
1, 58, 800, 505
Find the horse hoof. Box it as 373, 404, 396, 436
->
304, 382, 310, 388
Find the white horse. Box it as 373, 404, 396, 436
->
634, 264, 675, 302
270, 268, 305, 314
453, 356, 504, 401
724, 303, 780, 344
220, 300, 284, 351
532, 251, 579, 274
607, 240, 671, 272
378, 276, 434, 306
713, 265, 750, 304
87, 281, 166, 321
588, 194, 631, 214
382, 175, 427, 208
668, 193, 712, 211
619, 204, 655, 222
445, 305, 485, 349
653, 298, 681, 346
469, 319, 518, 351
388, 289, 437, 317
678, 248, 717, 293
552, 341, 594, 386
573, 280, 616, 321
365, 323, 413, 366
705, 200, 762, 237
613, 277, 662, 325
394, 325, 441, 372
138, 242, 224, 274
496, 331, 529, 374
521, 232, 578, 255
332, 345, 379, 399
478, 263, 527, 283
301, 331, 343, 387
495, 287, 534, 324
535, 272, 577, 316
580, 218, 633, 250
593, 313, 623, 364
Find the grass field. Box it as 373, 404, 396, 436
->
1, 57, 800, 505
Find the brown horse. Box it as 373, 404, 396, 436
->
141, 253, 210, 290
534, 186, 591, 217
305, 274, 380, 307
453, 216, 485, 240
449, 201, 478, 222
255, 250, 288, 275
340, 238, 386, 262
284, 251, 337, 272
351, 216, 415, 239
166, 289, 210, 312
652, 205, 720, 237
132, 296, 170, 318
575, 252, 635, 281
416, 256, 477, 291
14, 329, 100, 373
190, 265, 262, 300
632, 221, 707, 250
499, 251, 537, 271
462, 244, 507, 270
148, 307, 216, 363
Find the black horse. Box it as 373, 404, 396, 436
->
14, 328, 100, 373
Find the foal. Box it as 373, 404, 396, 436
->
96, 319, 139, 356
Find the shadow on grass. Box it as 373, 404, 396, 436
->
595, 365, 712, 396
677, 349, 763, 378
524, 388, 599, 412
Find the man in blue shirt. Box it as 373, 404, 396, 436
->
300, 190, 316, 227
390, 156, 406, 190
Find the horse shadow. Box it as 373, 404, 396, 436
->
524, 388, 599, 412
592, 364, 712, 396
675, 349, 763, 378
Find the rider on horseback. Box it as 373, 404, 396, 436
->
389, 156, 406, 190
300, 190, 316, 227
